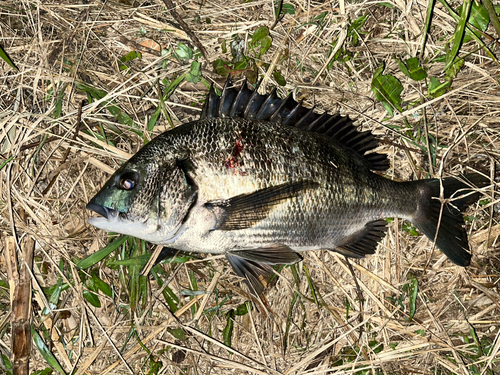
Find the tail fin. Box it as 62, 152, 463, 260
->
409, 173, 488, 266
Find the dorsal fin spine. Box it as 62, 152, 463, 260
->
282, 99, 304, 126
229, 80, 248, 117
256, 88, 278, 120
294, 106, 316, 129
269, 93, 294, 123
200, 79, 389, 171
201, 83, 220, 119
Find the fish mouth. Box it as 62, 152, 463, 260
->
86, 202, 119, 220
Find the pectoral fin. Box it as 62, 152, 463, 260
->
226, 245, 302, 296
205, 180, 319, 231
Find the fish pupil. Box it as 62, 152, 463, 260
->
119, 172, 138, 190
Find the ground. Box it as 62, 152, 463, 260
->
0, 0, 499, 374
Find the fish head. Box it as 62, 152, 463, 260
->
86, 152, 197, 244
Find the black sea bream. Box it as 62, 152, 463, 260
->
87, 80, 486, 295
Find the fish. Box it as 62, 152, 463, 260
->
86, 79, 487, 296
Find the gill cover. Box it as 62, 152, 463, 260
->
87, 156, 197, 243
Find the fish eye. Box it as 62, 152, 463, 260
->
119, 172, 139, 191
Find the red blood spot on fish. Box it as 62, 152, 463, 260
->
224, 137, 246, 175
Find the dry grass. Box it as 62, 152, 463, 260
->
1, 0, 499, 374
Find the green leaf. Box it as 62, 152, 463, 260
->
0, 44, 18, 70
347, 15, 368, 46
151, 268, 179, 312
275, 1, 295, 17
274, 0, 283, 18
76, 236, 128, 269
212, 58, 230, 76
120, 51, 142, 70
369, 340, 384, 354
303, 265, 320, 308
110, 252, 194, 267
174, 43, 193, 61
52, 84, 67, 119
371, 64, 404, 116
251, 26, 269, 44
186, 60, 202, 83
1, 353, 12, 373
92, 273, 113, 297
250, 27, 272, 58
167, 328, 187, 341
0, 155, 14, 171
83, 289, 101, 307
408, 276, 418, 322
49, 278, 63, 307
428, 76, 451, 98
147, 107, 162, 131
396, 57, 427, 81
259, 36, 272, 57
438, 0, 498, 66
461, 0, 490, 43
33, 368, 53, 375
420, 0, 435, 54
402, 221, 419, 236
282, 3, 295, 14
32, 326, 67, 375
234, 302, 251, 316
234, 59, 248, 71
273, 70, 286, 86
223, 310, 235, 347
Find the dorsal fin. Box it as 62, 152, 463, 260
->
200, 79, 389, 171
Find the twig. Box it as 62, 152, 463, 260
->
6, 236, 35, 375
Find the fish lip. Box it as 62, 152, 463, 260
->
86, 202, 118, 220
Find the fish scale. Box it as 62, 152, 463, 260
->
87, 80, 487, 296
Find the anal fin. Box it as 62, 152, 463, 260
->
226, 245, 302, 296
333, 219, 387, 258
153, 247, 180, 267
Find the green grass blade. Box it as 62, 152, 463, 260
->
77, 236, 128, 269
408, 276, 418, 322
438, 0, 498, 66
0, 44, 18, 70
444, 0, 472, 71
188, 269, 199, 316
31, 326, 67, 375
420, 0, 436, 55
283, 291, 298, 353
303, 264, 320, 308
483, 0, 500, 37
0, 156, 15, 171
151, 268, 179, 312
